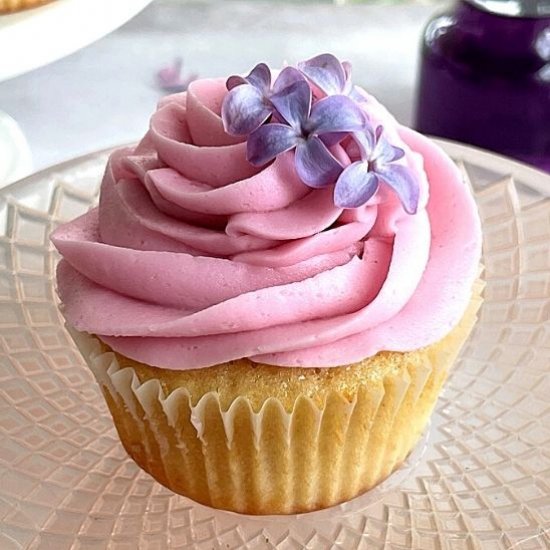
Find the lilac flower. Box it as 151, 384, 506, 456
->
247, 80, 366, 187
297, 53, 353, 96
220, 56, 421, 215
297, 53, 367, 104
221, 64, 304, 136
334, 126, 420, 214
297, 53, 365, 147
156, 57, 197, 93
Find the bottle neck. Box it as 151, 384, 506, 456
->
465, 0, 550, 18
433, 2, 550, 70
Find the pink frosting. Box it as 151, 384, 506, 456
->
52, 77, 482, 370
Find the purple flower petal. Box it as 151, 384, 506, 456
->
246, 62, 272, 93
226, 75, 247, 90
352, 128, 376, 159
247, 123, 298, 166
342, 61, 352, 80
334, 162, 380, 208
270, 80, 311, 130
342, 61, 353, 94
297, 53, 347, 95
377, 164, 420, 214
156, 58, 183, 90
222, 84, 271, 135
226, 62, 271, 92
389, 146, 405, 162
308, 95, 366, 135
373, 131, 405, 163
295, 136, 343, 188
157, 58, 196, 93
272, 66, 306, 94
320, 131, 349, 147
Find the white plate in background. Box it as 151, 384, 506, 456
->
0, 0, 153, 82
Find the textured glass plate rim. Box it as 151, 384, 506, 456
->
432, 138, 550, 196
0, 140, 549, 546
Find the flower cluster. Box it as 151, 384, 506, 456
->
221, 54, 419, 213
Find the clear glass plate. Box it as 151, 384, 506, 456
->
0, 141, 548, 549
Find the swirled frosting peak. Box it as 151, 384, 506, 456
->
52, 54, 482, 370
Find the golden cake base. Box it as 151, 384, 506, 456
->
69, 280, 483, 515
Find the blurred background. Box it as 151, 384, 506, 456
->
0, 0, 548, 185
0, 0, 446, 182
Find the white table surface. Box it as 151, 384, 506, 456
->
0, 0, 440, 174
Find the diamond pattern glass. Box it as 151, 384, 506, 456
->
0, 142, 549, 549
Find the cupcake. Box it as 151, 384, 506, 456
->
0, 0, 53, 14
51, 54, 483, 515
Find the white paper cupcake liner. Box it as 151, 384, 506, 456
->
67, 279, 483, 515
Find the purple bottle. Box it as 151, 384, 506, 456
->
415, 0, 550, 173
